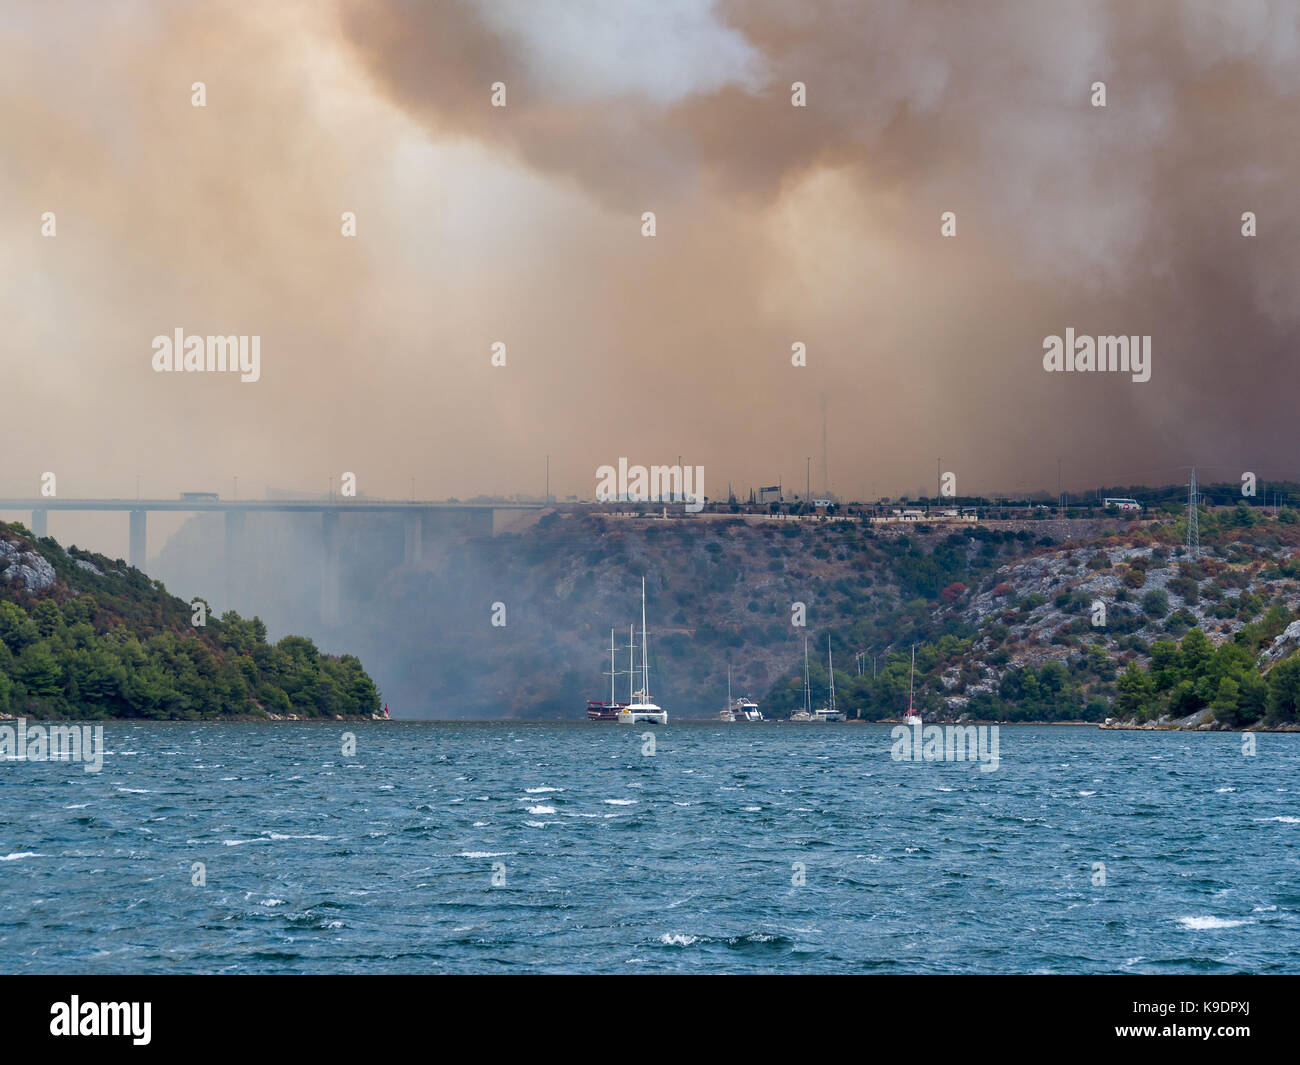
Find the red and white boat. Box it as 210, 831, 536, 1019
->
586, 628, 627, 721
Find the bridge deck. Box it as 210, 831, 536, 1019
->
0, 499, 542, 512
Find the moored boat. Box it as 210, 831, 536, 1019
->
586, 628, 627, 721
617, 578, 667, 725
587, 699, 624, 721
812, 637, 846, 721
721, 665, 764, 722
789, 637, 814, 721
904, 644, 922, 725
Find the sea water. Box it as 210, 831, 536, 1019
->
1, 722, 1296, 973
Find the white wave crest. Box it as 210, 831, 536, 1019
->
1176, 915, 1251, 930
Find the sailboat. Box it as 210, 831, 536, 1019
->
586, 628, 627, 721
789, 637, 813, 721
813, 637, 846, 721
720, 665, 763, 722
618, 578, 667, 725
904, 644, 923, 725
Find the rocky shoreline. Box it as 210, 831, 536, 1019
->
0, 711, 391, 723
1099, 708, 1300, 732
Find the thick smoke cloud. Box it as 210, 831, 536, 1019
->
341, 0, 1300, 491
3, 0, 1299, 563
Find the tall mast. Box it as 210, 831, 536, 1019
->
641, 577, 650, 700
727, 664, 732, 709
629, 624, 635, 703
803, 636, 810, 716
609, 628, 616, 704
909, 644, 916, 712
828, 637, 835, 711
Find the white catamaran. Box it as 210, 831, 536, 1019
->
904, 644, 922, 725
618, 578, 667, 725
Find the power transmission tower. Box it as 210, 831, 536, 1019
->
821, 394, 829, 498
1187, 466, 1200, 559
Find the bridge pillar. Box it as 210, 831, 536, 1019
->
321, 511, 340, 625
224, 509, 245, 608
403, 511, 423, 565
129, 510, 147, 571
31, 508, 47, 538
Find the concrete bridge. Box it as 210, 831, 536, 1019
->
0, 497, 543, 622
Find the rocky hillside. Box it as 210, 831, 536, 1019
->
142, 502, 1300, 725
149, 507, 1057, 718
0, 521, 380, 720
925, 506, 1300, 728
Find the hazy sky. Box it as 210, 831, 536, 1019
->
3, 0, 1299, 553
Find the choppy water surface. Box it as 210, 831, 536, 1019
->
1, 722, 1297, 973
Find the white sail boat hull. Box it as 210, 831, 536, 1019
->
618, 705, 667, 725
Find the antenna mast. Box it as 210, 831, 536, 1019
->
821, 394, 829, 497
